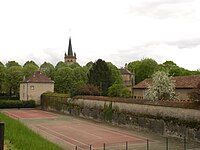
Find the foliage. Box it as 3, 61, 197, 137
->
23, 60, 39, 68
0, 100, 36, 108
103, 102, 112, 122
108, 84, 131, 98
145, 71, 176, 101
55, 61, 68, 70
128, 58, 158, 84
88, 59, 112, 96
40, 61, 55, 80
77, 84, 100, 96
107, 62, 123, 84
22, 62, 39, 77
188, 82, 200, 102
4, 66, 23, 97
42, 92, 70, 98
54, 67, 74, 93
0, 63, 5, 92
0, 113, 63, 150
5, 61, 21, 68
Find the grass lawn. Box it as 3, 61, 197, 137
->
0, 112, 63, 150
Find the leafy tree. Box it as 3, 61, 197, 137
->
55, 61, 68, 70
54, 67, 75, 93
108, 84, 131, 98
188, 82, 200, 102
22, 63, 39, 77
144, 71, 176, 101
0, 62, 5, 93
69, 63, 81, 69
23, 60, 39, 68
107, 62, 123, 84
5, 61, 21, 68
40, 62, 55, 80
88, 59, 112, 96
83, 61, 93, 73
128, 58, 158, 84
5, 66, 23, 97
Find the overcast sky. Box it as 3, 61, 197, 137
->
0, 0, 200, 70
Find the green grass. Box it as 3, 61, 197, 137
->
0, 113, 63, 150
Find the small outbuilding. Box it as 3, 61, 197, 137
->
20, 71, 54, 104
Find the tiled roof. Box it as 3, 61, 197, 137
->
119, 68, 132, 75
22, 71, 54, 83
133, 75, 200, 89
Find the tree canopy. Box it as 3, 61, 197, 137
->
88, 59, 112, 96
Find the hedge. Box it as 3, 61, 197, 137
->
0, 100, 36, 108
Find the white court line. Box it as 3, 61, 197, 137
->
31, 125, 75, 148
35, 124, 89, 147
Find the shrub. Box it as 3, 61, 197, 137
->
77, 84, 100, 96
0, 100, 36, 108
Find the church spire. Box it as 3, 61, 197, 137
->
68, 37, 73, 56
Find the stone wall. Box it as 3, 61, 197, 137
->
41, 95, 200, 142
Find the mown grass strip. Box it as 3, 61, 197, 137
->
0, 112, 63, 150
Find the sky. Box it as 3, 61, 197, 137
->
0, 0, 200, 70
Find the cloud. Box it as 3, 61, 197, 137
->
129, 0, 195, 19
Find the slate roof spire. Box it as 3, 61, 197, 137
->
68, 37, 73, 56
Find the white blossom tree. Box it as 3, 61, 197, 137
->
144, 71, 176, 101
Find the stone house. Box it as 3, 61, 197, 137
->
133, 75, 200, 100
20, 71, 54, 104
119, 68, 135, 94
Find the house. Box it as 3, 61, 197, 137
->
119, 68, 135, 94
133, 75, 200, 100
20, 71, 54, 104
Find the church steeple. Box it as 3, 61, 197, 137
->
64, 37, 77, 64
68, 37, 73, 56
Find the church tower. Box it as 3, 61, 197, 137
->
64, 37, 76, 64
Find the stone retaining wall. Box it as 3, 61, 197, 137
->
41, 95, 200, 142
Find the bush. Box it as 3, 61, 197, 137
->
0, 100, 36, 108
77, 84, 100, 96
108, 84, 132, 98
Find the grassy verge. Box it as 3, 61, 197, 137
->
0, 113, 63, 150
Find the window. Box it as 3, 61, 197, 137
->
23, 93, 25, 99
23, 85, 25, 90
30, 85, 34, 90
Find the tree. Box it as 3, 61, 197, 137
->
77, 84, 100, 96
40, 62, 55, 80
23, 60, 39, 68
128, 58, 158, 84
144, 71, 176, 101
5, 66, 23, 97
108, 84, 131, 98
22, 61, 39, 77
5, 61, 21, 68
83, 61, 93, 73
88, 59, 112, 96
0, 62, 5, 93
107, 62, 123, 85
188, 82, 200, 102
55, 61, 68, 70
54, 67, 75, 93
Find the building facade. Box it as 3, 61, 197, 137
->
20, 71, 54, 104
64, 37, 76, 65
133, 75, 200, 100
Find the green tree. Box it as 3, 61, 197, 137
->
6, 61, 21, 68
83, 61, 93, 74
108, 84, 131, 98
0, 62, 5, 93
40, 62, 55, 80
54, 67, 75, 93
144, 71, 176, 101
23, 60, 39, 68
128, 58, 158, 84
55, 61, 68, 70
88, 59, 112, 96
5, 66, 23, 97
22, 61, 39, 77
107, 62, 123, 85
